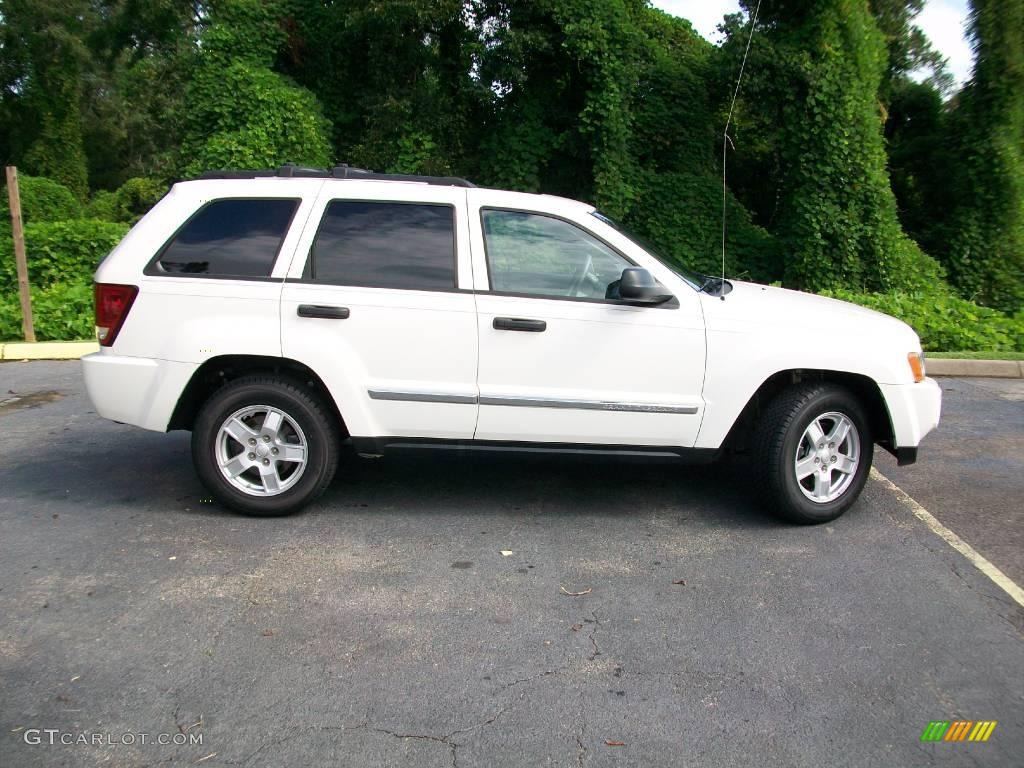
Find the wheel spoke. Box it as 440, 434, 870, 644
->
827, 417, 852, 448
259, 461, 282, 492
262, 409, 284, 440
795, 455, 818, 480
806, 420, 825, 447
223, 417, 257, 445
277, 443, 306, 463
813, 469, 832, 499
835, 455, 857, 475
222, 453, 252, 478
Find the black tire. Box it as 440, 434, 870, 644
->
191, 375, 340, 516
752, 383, 872, 524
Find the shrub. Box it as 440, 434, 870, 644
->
823, 288, 1024, 352
0, 174, 81, 226
87, 178, 167, 223
0, 219, 129, 292
0, 282, 94, 341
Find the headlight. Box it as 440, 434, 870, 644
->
907, 352, 926, 383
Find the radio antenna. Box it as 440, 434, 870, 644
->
721, 0, 762, 294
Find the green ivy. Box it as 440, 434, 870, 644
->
0, 174, 81, 226
86, 178, 167, 224
0, 219, 128, 293
180, 0, 332, 175
0, 281, 95, 341
939, 0, 1023, 313
823, 288, 1023, 352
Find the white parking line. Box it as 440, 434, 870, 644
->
871, 467, 1024, 608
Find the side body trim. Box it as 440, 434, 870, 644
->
478, 395, 698, 414
367, 389, 699, 415
368, 389, 477, 405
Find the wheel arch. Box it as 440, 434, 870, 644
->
721, 369, 895, 455
168, 355, 348, 438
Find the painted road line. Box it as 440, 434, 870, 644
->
872, 467, 1024, 609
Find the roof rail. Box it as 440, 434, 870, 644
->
197, 163, 475, 187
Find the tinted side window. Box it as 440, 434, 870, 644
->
155, 199, 297, 277
309, 202, 455, 290
481, 210, 631, 299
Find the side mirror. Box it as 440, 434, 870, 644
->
618, 268, 673, 305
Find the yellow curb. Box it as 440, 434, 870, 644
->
0, 340, 99, 361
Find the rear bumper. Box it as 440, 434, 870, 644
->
82, 352, 197, 432
878, 377, 942, 462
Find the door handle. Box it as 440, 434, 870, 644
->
297, 304, 350, 319
493, 317, 546, 332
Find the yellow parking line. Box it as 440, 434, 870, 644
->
871, 468, 1024, 609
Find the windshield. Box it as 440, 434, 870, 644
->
590, 211, 703, 290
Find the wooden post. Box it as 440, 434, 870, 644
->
5, 166, 35, 342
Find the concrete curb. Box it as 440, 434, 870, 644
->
927, 358, 1023, 378
0, 341, 99, 361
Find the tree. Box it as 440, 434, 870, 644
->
869, 0, 953, 101
180, 0, 332, 175
941, 0, 1023, 312
884, 79, 952, 255
276, 0, 485, 177
721, 0, 943, 293
0, 0, 91, 197
80, 0, 201, 188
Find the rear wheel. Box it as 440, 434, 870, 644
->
752, 383, 872, 524
192, 375, 339, 516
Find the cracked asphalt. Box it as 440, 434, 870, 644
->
1, 362, 1022, 767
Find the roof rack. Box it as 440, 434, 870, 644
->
197, 163, 476, 188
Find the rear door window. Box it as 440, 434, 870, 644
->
153, 198, 298, 277
306, 201, 456, 290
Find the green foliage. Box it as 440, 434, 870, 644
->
939, 0, 1023, 313
824, 288, 1024, 352
181, 0, 332, 175
628, 169, 779, 282
0, 0, 91, 198
0, 0, 1019, 328
184, 63, 332, 174
0, 282, 95, 342
0, 218, 126, 341
86, 178, 168, 224
723, 0, 943, 294
884, 80, 953, 255
869, 0, 954, 98
0, 174, 82, 226
0, 219, 129, 293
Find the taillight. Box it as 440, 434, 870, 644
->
94, 283, 138, 347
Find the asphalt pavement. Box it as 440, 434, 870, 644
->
1, 361, 1021, 767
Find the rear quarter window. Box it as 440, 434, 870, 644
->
148, 198, 298, 278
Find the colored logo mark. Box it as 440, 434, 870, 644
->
921, 721, 997, 742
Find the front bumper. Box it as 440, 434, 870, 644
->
878, 377, 942, 463
82, 352, 197, 432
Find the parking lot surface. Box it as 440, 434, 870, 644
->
1, 362, 1021, 767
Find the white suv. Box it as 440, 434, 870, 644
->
82, 165, 941, 523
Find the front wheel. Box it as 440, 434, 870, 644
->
192, 375, 340, 516
752, 383, 872, 524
